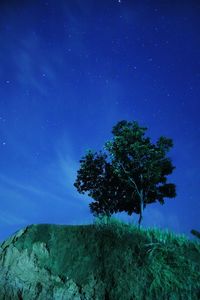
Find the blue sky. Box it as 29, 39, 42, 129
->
0, 0, 200, 242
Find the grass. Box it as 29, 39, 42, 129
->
92, 215, 200, 299
1, 216, 200, 299
92, 214, 191, 245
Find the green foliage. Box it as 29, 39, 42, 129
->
74, 120, 176, 225
191, 229, 200, 240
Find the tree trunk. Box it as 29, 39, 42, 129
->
138, 189, 144, 229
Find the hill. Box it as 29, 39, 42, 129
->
0, 217, 200, 299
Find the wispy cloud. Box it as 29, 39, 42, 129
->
13, 36, 57, 97
0, 173, 67, 204
0, 211, 27, 226
53, 133, 91, 204
0, 131, 91, 228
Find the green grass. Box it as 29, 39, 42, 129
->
92, 215, 200, 299
1, 216, 200, 299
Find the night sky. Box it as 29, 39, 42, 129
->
0, 0, 200, 242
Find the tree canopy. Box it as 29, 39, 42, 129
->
74, 120, 176, 226
191, 229, 200, 240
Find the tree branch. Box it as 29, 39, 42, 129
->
119, 162, 141, 198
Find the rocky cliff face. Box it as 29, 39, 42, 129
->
0, 224, 106, 300
0, 222, 200, 300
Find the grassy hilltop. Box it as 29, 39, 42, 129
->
0, 217, 200, 299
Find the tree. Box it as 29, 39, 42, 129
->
74, 120, 176, 227
191, 229, 200, 240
